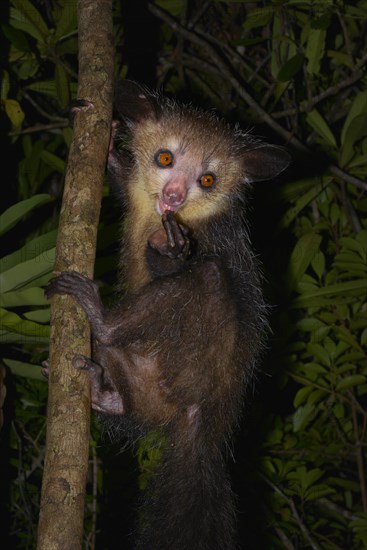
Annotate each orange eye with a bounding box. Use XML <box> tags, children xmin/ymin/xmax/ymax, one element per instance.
<box><xmin>200</xmin><ymin>173</ymin><xmax>216</xmax><ymax>189</ymax></box>
<box><xmin>155</xmin><ymin>150</ymin><xmax>173</xmax><ymax>167</ymax></box>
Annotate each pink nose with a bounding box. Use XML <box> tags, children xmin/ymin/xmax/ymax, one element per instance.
<box><xmin>163</xmin><ymin>182</ymin><xmax>187</xmax><ymax>207</ymax></box>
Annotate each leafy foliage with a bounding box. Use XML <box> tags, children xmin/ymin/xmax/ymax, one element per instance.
<box><xmin>1</xmin><ymin>0</ymin><xmax>366</xmax><ymax>549</ymax></box>
<box><xmin>261</xmin><ymin>185</ymin><xmax>367</xmax><ymax>548</ymax></box>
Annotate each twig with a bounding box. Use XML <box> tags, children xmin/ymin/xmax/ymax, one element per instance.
<box><xmin>274</xmin><ymin>526</ymin><xmax>296</xmax><ymax>550</ymax></box>
<box><xmin>330</xmin><ymin>165</ymin><xmax>367</xmax><ymax>193</ymax></box>
<box><xmin>23</xmin><ymin>91</ymin><xmax>65</xmax><ymax>122</ymax></box>
<box><xmin>272</xmin><ymin>51</ymin><xmax>367</xmax><ymax>119</ymax></box>
<box><xmin>337</xmin><ymin>10</ymin><xmax>355</xmax><ymax>69</ymax></box>
<box><xmin>259</xmin><ymin>491</ymin><xmax>296</xmax><ymax>549</ymax></box>
<box><xmin>198</xmin><ymin>29</ymin><xmax>270</xmax><ymax>87</ymax></box>
<box><xmin>260</xmin><ymin>473</ymin><xmax>321</xmax><ymax>550</ymax></box>
<box><xmin>317</xmin><ymin>497</ymin><xmax>360</xmax><ymax>522</ymax></box>
<box><xmin>187</xmin><ymin>0</ymin><xmax>211</xmax><ymax>29</ymax></box>
<box><xmin>9</xmin><ymin>121</ymin><xmax>69</xmax><ymax>136</ymax></box>
<box><xmin>23</xmin><ymin>441</ymin><xmax>46</xmax><ymax>480</ymax></box>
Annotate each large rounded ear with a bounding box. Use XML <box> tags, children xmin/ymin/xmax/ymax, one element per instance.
<box><xmin>241</xmin><ymin>145</ymin><xmax>291</xmax><ymax>182</ymax></box>
<box><xmin>114</xmin><ymin>80</ymin><xmax>159</xmax><ymax>125</ymax></box>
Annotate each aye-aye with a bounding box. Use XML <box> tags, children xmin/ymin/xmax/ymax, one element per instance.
<box><xmin>45</xmin><ymin>80</ymin><xmax>290</xmax><ymax>549</ymax></box>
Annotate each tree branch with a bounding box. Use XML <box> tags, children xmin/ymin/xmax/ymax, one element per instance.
<box><xmin>36</xmin><ymin>1</ymin><xmax>114</xmax><ymax>549</ymax></box>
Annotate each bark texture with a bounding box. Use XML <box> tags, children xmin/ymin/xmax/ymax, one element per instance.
<box><xmin>37</xmin><ymin>1</ymin><xmax>114</xmax><ymax>549</ymax></box>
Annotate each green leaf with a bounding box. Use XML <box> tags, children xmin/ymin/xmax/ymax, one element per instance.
<box><xmin>277</xmin><ymin>177</ymin><xmax>316</xmax><ymax>202</ymax></box>
<box><xmin>267</xmin><ymin>428</ymin><xmax>283</xmax><ymax>445</ymax></box>
<box><xmin>296</xmin><ymin>318</ymin><xmax>325</xmax><ymax>332</ymax></box>
<box><xmin>18</xmin><ymin>57</ymin><xmax>39</xmax><ymax>80</ymax></box>
<box><xmin>311</xmin><ymin>250</ymin><xmax>325</xmax><ymax>279</ymax></box>
<box><xmin>28</xmin><ymin>78</ymin><xmax>74</xmax><ymax>100</ymax></box>
<box><xmin>340</xmin><ymin>114</ymin><xmax>367</xmax><ymax>167</ymax></box>
<box><xmin>0</xmin><ymin>248</ymin><xmax>55</xmax><ymax>293</ymax></box>
<box><xmin>0</xmin><ymin>229</ymin><xmax>57</xmax><ymax>271</ymax></box>
<box><xmin>305</xmin><ymin>28</ymin><xmax>326</xmax><ymax>75</ymax></box>
<box><xmin>341</xmin><ymin>91</ymin><xmax>367</xmax><ymax>145</ymax></box>
<box><xmin>306</xmin><ymin>109</ymin><xmax>337</xmax><ymax>148</ymax></box>
<box><xmin>3</xmin><ymin>99</ymin><xmax>25</xmax><ymax>128</ymax></box>
<box><xmin>279</xmin><ymin>184</ymin><xmax>322</xmax><ymax>230</ymax></box>
<box><xmin>271</xmin><ymin>81</ymin><xmax>290</xmax><ymax>106</ymax></box>
<box><xmin>41</xmin><ymin>150</ymin><xmax>65</xmax><ymax>173</ymax></box>
<box><xmin>308</xmin><ymin>389</ymin><xmax>327</xmax><ymax>406</ymax></box>
<box><xmin>242</xmin><ymin>5</ymin><xmax>273</xmax><ymax>30</ymax></box>
<box><xmin>23</xmin><ymin>272</ymin><xmax>53</xmax><ymax>291</ymax></box>
<box><xmin>24</xmin><ymin>309</ymin><xmax>50</xmax><ymax>323</ymax></box>
<box><xmin>333</xmin><ymin>402</ymin><xmax>345</xmax><ymax>419</ymax></box>
<box><xmin>356</xmin><ymin>229</ymin><xmax>367</xmax><ymax>253</ymax></box>
<box><xmin>287</xmin><ymin>467</ymin><xmax>324</xmax><ymax>497</ymax></box>
<box><xmin>0</xmin><ymin>330</ymin><xmax>49</xmax><ymax>345</ymax></box>
<box><xmin>3</xmin><ymin>358</ymin><xmax>44</xmax><ymax>381</ymax></box>
<box><xmin>0</xmin><ymin>308</ymin><xmax>49</xmax><ymax>338</ymax></box>
<box><xmin>287</xmin><ymin>233</ymin><xmax>322</xmax><ymax>291</ymax></box>
<box><xmin>304</xmin><ymin>468</ymin><xmax>323</xmax><ymax>488</ymax></box>
<box><xmin>278</xmin><ymin>178</ymin><xmax>332</xmax><ymax>230</ymax></box>
<box><xmin>329</xmin><ymin>476</ymin><xmax>360</xmax><ymax>491</ymax></box>
<box><xmin>327</xmin><ymin>49</ymin><xmax>353</xmax><ymax>68</ymax></box>
<box><xmin>311</xmin><ymin>14</ymin><xmax>332</xmax><ymax>31</ymax></box>
<box><xmin>293</xmin><ymin>403</ymin><xmax>315</xmax><ymax>432</ymax></box>
<box><xmin>292</xmin><ymin>279</ymin><xmax>367</xmax><ymax>308</ymax></box>
<box><xmin>336</xmin><ymin>375</ymin><xmax>366</xmax><ymax>391</ymax></box>
<box><xmin>55</xmin><ymin>64</ymin><xmax>70</xmax><ymax>109</ymax></box>
<box><xmin>0</xmin><ymin>287</ymin><xmax>48</xmax><ymax>307</ymax></box>
<box><xmin>284</xmin><ymin>434</ymin><xmax>297</xmax><ymax>450</ymax></box>
<box><xmin>0</xmin><ymin>194</ymin><xmax>52</xmax><ymax>235</ymax></box>
<box><xmin>26</xmin><ymin>80</ymin><xmax>57</xmax><ymax>98</ymax></box>
<box><xmin>62</xmin><ymin>127</ymin><xmax>73</xmax><ymax>148</ymax></box>
<box><xmin>308</xmin><ymin>343</ymin><xmax>331</xmax><ymax>367</ymax></box>
<box><xmin>277</xmin><ymin>53</ymin><xmax>304</xmax><ymax>82</ymax></box>
<box><xmin>1</xmin><ymin>23</ymin><xmax>31</xmax><ymax>53</ymax></box>
<box><xmin>335</xmin><ymin>251</ymin><xmax>366</xmax><ymax>266</ymax></box>
<box><xmin>305</xmin><ymin>484</ymin><xmax>335</xmax><ymax>501</ymax></box>
<box><xmin>294</xmin><ymin>385</ymin><xmax>313</xmax><ymax>408</ymax></box>
<box><xmin>302</xmin><ymin>362</ymin><xmax>328</xmax><ymax>376</ymax></box>
<box><xmin>54</xmin><ymin>2</ymin><xmax>77</xmax><ymax>39</ymax></box>
<box><xmin>10</xmin><ymin>0</ymin><xmax>49</xmax><ymax>42</ymax></box>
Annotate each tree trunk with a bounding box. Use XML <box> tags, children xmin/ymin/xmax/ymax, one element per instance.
<box><xmin>37</xmin><ymin>1</ymin><xmax>114</xmax><ymax>548</ymax></box>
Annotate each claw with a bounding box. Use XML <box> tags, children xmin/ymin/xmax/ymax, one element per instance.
<box><xmin>68</xmin><ymin>99</ymin><xmax>94</xmax><ymax>125</ymax></box>
<box><xmin>72</xmin><ymin>355</ymin><xmax>89</xmax><ymax>370</ymax></box>
<box><xmin>41</xmin><ymin>359</ymin><xmax>49</xmax><ymax>379</ymax></box>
